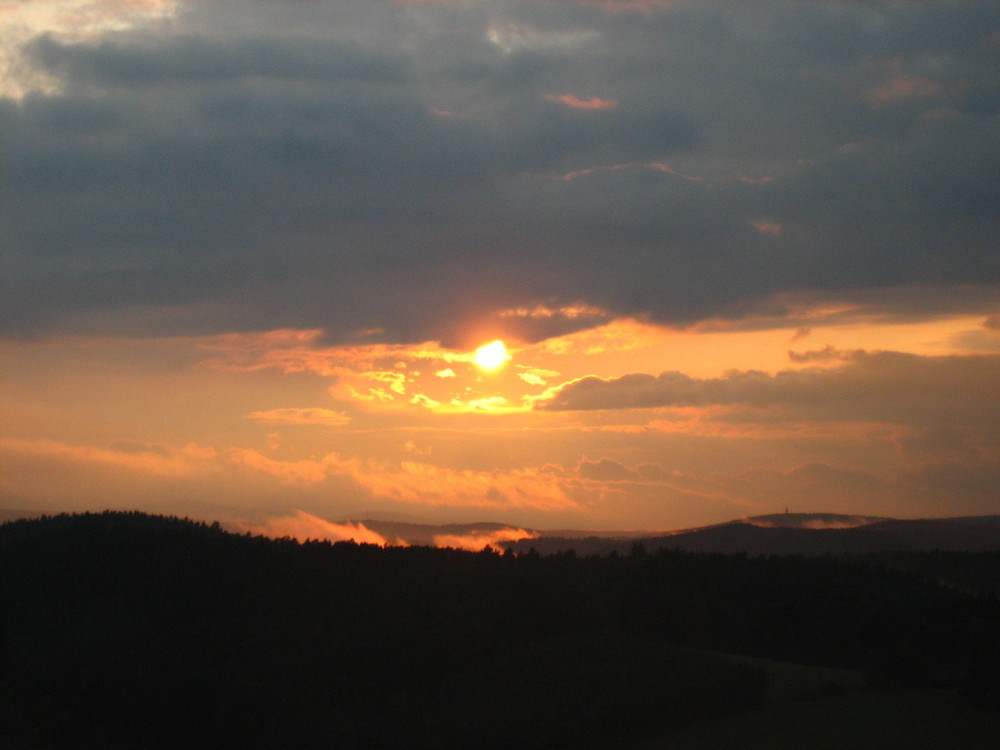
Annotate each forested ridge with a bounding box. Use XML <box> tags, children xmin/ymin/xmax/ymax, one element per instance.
<box><xmin>2</xmin><ymin>511</ymin><xmax>999</xmax><ymax>749</ymax></box>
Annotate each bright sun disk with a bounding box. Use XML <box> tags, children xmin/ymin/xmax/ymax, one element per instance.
<box><xmin>473</xmin><ymin>340</ymin><xmax>509</xmax><ymax>370</ymax></box>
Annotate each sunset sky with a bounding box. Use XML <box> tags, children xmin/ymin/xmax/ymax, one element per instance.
<box><xmin>3</xmin><ymin>0</ymin><xmax>1000</xmax><ymax>541</ymax></box>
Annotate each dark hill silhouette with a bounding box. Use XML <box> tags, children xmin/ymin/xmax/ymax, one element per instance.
<box><xmin>504</xmin><ymin>515</ymin><xmax>1000</xmax><ymax>557</ymax></box>
<box><xmin>0</xmin><ymin>512</ymin><xmax>766</xmax><ymax>749</ymax></box>
<box><xmin>2</xmin><ymin>511</ymin><xmax>999</xmax><ymax>749</ymax></box>
<box><xmin>654</xmin><ymin>517</ymin><xmax>1000</xmax><ymax>555</ymax></box>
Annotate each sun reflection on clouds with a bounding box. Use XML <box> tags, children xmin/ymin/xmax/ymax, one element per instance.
<box><xmin>486</xmin><ymin>21</ymin><xmax>599</xmax><ymax>54</ymax></box>
<box><xmin>200</xmin><ymin>329</ymin><xmax>534</xmax><ymax>415</ymax></box>
<box><xmin>517</xmin><ymin>371</ymin><xmax>549</xmax><ymax>387</ymax></box>
<box><xmin>196</xmin><ymin>305</ymin><xmax>1000</xmax><ymax>422</ymax></box>
<box><xmin>1</xmin><ymin>0</ymin><xmax>178</xmax><ymax>98</ymax></box>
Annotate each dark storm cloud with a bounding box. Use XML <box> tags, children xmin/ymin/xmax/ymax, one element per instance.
<box><xmin>24</xmin><ymin>32</ymin><xmax>409</xmax><ymax>87</ymax></box>
<box><xmin>2</xmin><ymin>1</ymin><xmax>999</xmax><ymax>342</ymax></box>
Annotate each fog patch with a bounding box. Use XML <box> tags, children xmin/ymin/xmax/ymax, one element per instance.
<box><xmin>432</xmin><ymin>527</ymin><xmax>538</xmax><ymax>552</ymax></box>
<box><xmin>231</xmin><ymin>510</ymin><xmax>399</xmax><ymax>546</ymax></box>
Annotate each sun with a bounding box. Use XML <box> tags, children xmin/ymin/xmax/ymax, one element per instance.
<box><xmin>473</xmin><ymin>340</ymin><xmax>509</xmax><ymax>370</ymax></box>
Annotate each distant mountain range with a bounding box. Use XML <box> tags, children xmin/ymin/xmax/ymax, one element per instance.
<box><xmin>5</xmin><ymin>509</ymin><xmax>1000</xmax><ymax>554</ymax></box>
<box><xmin>502</xmin><ymin>513</ymin><xmax>1000</xmax><ymax>556</ymax></box>
<box><xmin>349</xmin><ymin>512</ymin><xmax>1000</xmax><ymax>555</ymax></box>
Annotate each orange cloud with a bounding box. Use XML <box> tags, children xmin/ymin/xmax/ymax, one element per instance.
<box><xmin>360</xmin><ymin>461</ymin><xmax>579</xmax><ymax>510</ymax></box>
<box><xmin>0</xmin><ymin>437</ymin><xmax>212</xmax><ymax>477</ymax></box>
<box><xmin>866</xmin><ymin>75</ymin><xmax>942</xmax><ymax>104</ymax></box>
<box><xmin>497</xmin><ymin>304</ymin><xmax>608</xmax><ymax>320</ymax></box>
<box><xmin>228</xmin><ymin>448</ymin><xmax>580</xmax><ymax>511</ymax></box>
<box><xmin>227</xmin><ymin>448</ymin><xmax>335</xmax><ymax>486</ymax></box>
<box><xmin>199</xmin><ymin>329</ymin><xmax>333</xmax><ymax>373</ymax></box>
<box><xmin>544</xmin><ymin>93</ymin><xmax>619</xmax><ymax>110</ymax></box>
<box><xmin>200</xmin><ymin>329</ymin><xmax>538</xmax><ymax>414</ymax></box>
<box><xmin>518</xmin><ymin>371</ymin><xmax>549</xmax><ymax>386</ymax></box>
<box><xmin>246</xmin><ymin>408</ymin><xmax>350</xmax><ymax>426</ymax></box>
<box><xmin>750</xmin><ymin>220</ymin><xmax>784</xmax><ymax>237</ymax></box>
<box><xmin>200</xmin><ymin>330</ymin><xmax>467</xmax><ymax>377</ymax></box>
<box><xmin>536</xmin><ymin>317</ymin><xmax>666</xmax><ymax>356</ymax></box>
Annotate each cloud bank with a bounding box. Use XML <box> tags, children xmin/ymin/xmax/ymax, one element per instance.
<box><xmin>3</xmin><ymin>0</ymin><xmax>998</xmax><ymax>344</ymax></box>
<box><xmin>539</xmin><ymin>350</ymin><xmax>1000</xmax><ymax>427</ymax></box>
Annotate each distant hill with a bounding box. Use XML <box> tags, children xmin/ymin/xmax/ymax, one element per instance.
<box><xmin>504</xmin><ymin>514</ymin><xmax>1000</xmax><ymax>556</ymax></box>
<box><xmin>5</xmin><ymin>508</ymin><xmax>1000</xmax><ymax>554</ymax></box>
<box><xmin>357</xmin><ymin>512</ymin><xmax>1000</xmax><ymax>555</ymax></box>
<box><xmin>357</xmin><ymin>519</ymin><xmax>652</xmax><ymax>546</ymax></box>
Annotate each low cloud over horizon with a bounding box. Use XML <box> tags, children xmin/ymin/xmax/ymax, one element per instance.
<box><xmin>2</xmin><ymin>1</ymin><xmax>998</xmax><ymax>530</ymax></box>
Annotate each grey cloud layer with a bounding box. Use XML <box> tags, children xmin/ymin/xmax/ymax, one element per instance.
<box><xmin>3</xmin><ymin>0</ymin><xmax>999</xmax><ymax>341</ymax></box>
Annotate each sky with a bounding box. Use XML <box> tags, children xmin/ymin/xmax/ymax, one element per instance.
<box><xmin>2</xmin><ymin>0</ymin><xmax>1000</xmax><ymax>543</ymax></box>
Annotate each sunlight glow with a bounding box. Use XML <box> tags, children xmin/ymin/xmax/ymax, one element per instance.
<box><xmin>1</xmin><ymin>0</ymin><xmax>179</xmax><ymax>99</ymax></box>
<box><xmin>473</xmin><ymin>340</ymin><xmax>509</xmax><ymax>370</ymax></box>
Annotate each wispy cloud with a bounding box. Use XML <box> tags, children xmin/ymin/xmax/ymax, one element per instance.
<box><xmin>544</xmin><ymin>93</ymin><xmax>618</xmax><ymax>110</ymax></box>
<box><xmin>0</xmin><ymin>437</ymin><xmax>213</xmax><ymax>477</ymax></box>
<box><xmin>228</xmin><ymin>449</ymin><xmax>581</xmax><ymax>511</ymax></box>
<box><xmin>246</xmin><ymin>408</ymin><xmax>350</xmax><ymax>426</ymax></box>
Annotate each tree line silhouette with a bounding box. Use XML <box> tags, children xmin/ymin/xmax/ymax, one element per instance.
<box><xmin>1</xmin><ymin>511</ymin><xmax>998</xmax><ymax>748</ymax></box>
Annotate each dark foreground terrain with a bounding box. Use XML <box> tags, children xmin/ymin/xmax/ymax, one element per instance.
<box><xmin>2</xmin><ymin>511</ymin><xmax>1000</xmax><ymax>749</ymax></box>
